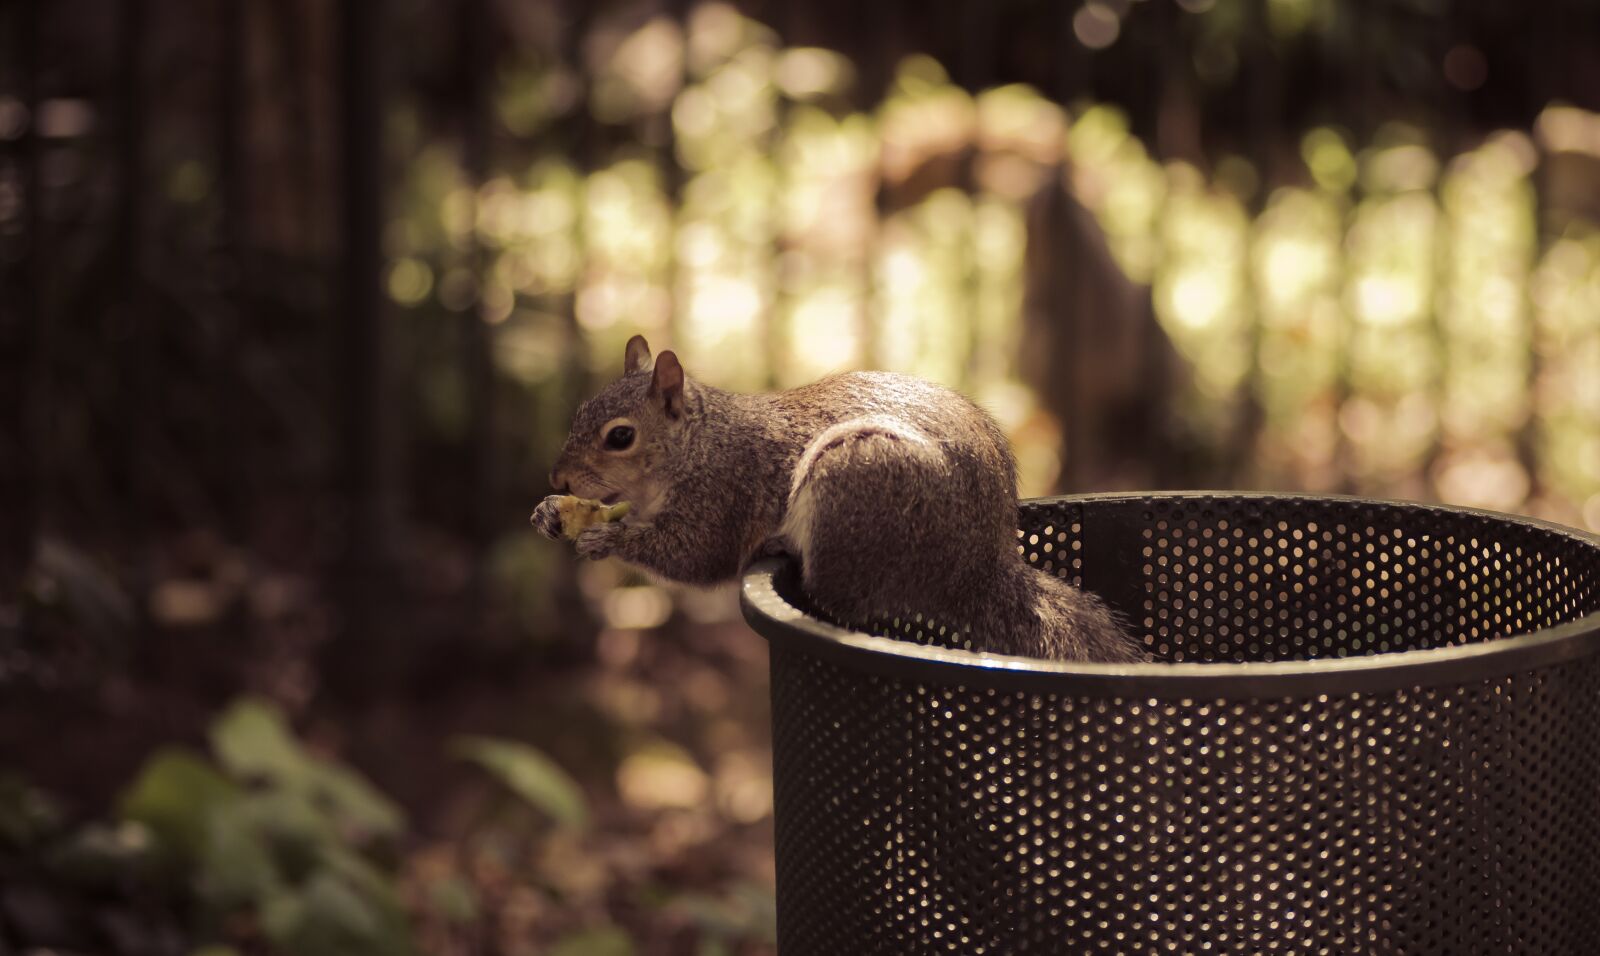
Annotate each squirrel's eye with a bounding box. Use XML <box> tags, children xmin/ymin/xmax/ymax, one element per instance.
<box><xmin>603</xmin><ymin>425</ymin><xmax>636</xmax><ymax>450</ymax></box>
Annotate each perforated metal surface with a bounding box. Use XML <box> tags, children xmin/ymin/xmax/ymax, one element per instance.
<box><xmin>741</xmin><ymin>494</ymin><xmax>1600</xmax><ymax>955</ymax></box>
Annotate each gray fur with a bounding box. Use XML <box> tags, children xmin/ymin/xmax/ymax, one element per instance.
<box><xmin>534</xmin><ymin>339</ymin><xmax>1141</xmax><ymax>663</ymax></box>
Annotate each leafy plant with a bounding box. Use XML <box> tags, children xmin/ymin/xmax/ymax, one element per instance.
<box><xmin>0</xmin><ymin>773</ymin><xmax>64</xmax><ymax>848</ymax></box>
<box><xmin>662</xmin><ymin>881</ymin><xmax>779</xmax><ymax>955</ymax></box>
<box><xmin>452</xmin><ymin>735</ymin><xmax>588</xmax><ymax>829</ymax></box>
<box><xmin>116</xmin><ymin>698</ymin><xmax>413</xmax><ymax>956</ymax></box>
<box><xmin>209</xmin><ymin>699</ymin><xmax>404</xmax><ymax>841</ymax></box>
<box><xmin>548</xmin><ymin>925</ymin><xmax>635</xmax><ymax>956</ymax></box>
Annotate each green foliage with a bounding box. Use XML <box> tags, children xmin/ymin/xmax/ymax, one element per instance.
<box><xmin>120</xmin><ymin>748</ymin><xmax>243</xmax><ymax>866</ymax></box>
<box><xmin>549</xmin><ymin>925</ymin><xmax>636</xmax><ymax>956</ymax></box>
<box><xmin>114</xmin><ymin>698</ymin><xmax>414</xmax><ymax>956</ymax></box>
<box><xmin>210</xmin><ymin>698</ymin><xmax>306</xmax><ymax>780</ymax></box>
<box><xmin>664</xmin><ymin>881</ymin><xmax>779</xmax><ymax>950</ymax></box>
<box><xmin>426</xmin><ymin>874</ymin><xmax>480</xmax><ymax>925</ymax></box>
<box><xmin>44</xmin><ymin>820</ymin><xmax>159</xmax><ymax>889</ymax></box>
<box><xmin>259</xmin><ymin>866</ymin><xmax>412</xmax><ymax>956</ymax></box>
<box><xmin>210</xmin><ymin>699</ymin><xmax>405</xmax><ymax>841</ymax></box>
<box><xmin>453</xmin><ymin>735</ymin><xmax>589</xmax><ymax>829</ymax></box>
<box><xmin>0</xmin><ymin>773</ymin><xmax>64</xmax><ymax>847</ymax></box>
<box><xmin>7</xmin><ymin>700</ymin><xmax>653</xmax><ymax>955</ymax></box>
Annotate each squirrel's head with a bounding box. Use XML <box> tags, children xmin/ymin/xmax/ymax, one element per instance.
<box><xmin>548</xmin><ymin>335</ymin><xmax>688</xmax><ymax>515</ymax></box>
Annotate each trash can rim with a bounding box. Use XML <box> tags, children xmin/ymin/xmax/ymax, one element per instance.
<box><xmin>739</xmin><ymin>492</ymin><xmax>1600</xmax><ymax>698</ymax></box>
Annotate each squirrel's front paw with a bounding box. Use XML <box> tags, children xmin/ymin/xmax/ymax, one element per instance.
<box><xmin>530</xmin><ymin>495</ymin><xmax>565</xmax><ymax>539</ymax></box>
<box><xmin>574</xmin><ymin>521</ymin><xmax>625</xmax><ymax>560</ymax></box>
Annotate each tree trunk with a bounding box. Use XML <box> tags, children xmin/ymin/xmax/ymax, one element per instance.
<box><xmin>325</xmin><ymin>0</ymin><xmax>400</xmax><ymax>701</ymax></box>
<box><xmin>3</xmin><ymin>0</ymin><xmax>45</xmax><ymax>599</ymax></box>
<box><xmin>461</xmin><ymin>0</ymin><xmax>498</xmax><ymax>628</ymax></box>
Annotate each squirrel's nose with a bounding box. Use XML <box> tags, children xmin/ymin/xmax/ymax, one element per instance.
<box><xmin>549</xmin><ymin>469</ymin><xmax>571</xmax><ymax>494</ymax></box>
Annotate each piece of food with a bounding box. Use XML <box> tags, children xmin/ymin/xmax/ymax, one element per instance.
<box><xmin>556</xmin><ymin>495</ymin><xmax>631</xmax><ymax>540</ymax></box>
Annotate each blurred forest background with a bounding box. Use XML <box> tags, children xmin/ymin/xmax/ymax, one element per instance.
<box><xmin>2</xmin><ymin>0</ymin><xmax>1599</xmax><ymax>953</ymax></box>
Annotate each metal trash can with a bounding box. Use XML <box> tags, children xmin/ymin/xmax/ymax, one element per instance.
<box><xmin>740</xmin><ymin>493</ymin><xmax>1600</xmax><ymax>955</ymax></box>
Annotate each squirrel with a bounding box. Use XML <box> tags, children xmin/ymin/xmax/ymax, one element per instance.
<box><xmin>531</xmin><ymin>335</ymin><xmax>1140</xmax><ymax>663</ymax></box>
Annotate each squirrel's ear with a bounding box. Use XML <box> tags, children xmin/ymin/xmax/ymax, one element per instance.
<box><xmin>624</xmin><ymin>334</ymin><xmax>652</xmax><ymax>374</ymax></box>
<box><xmin>651</xmin><ymin>350</ymin><xmax>686</xmax><ymax>418</ymax></box>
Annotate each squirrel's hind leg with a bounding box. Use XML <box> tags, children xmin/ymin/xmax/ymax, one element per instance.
<box><xmin>780</xmin><ymin>417</ymin><xmax>985</xmax><ymax>631</ymax></box>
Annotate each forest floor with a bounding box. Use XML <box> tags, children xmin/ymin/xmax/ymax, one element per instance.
<box><xmin>0</xmin><ymin>529</ymin><xmax>779</xmax><ymax>956</ymax></box>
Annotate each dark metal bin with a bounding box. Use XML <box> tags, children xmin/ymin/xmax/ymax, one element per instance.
<box><xmin>740</xmin><ymin>493</ymin><xmax>1600</xmax><ymax>955</ymax></box>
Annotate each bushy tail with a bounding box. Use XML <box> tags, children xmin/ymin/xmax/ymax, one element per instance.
<box><xmin>992</xmin><ymin>560</ymin><xmax>1145</xmax><ymax>662</ymax></box>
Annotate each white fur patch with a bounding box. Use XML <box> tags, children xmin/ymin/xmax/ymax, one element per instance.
<box><xmin>779</xmin><ymin>479</ymin><xmax>820</xmax><ymax>560</ymax></box>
